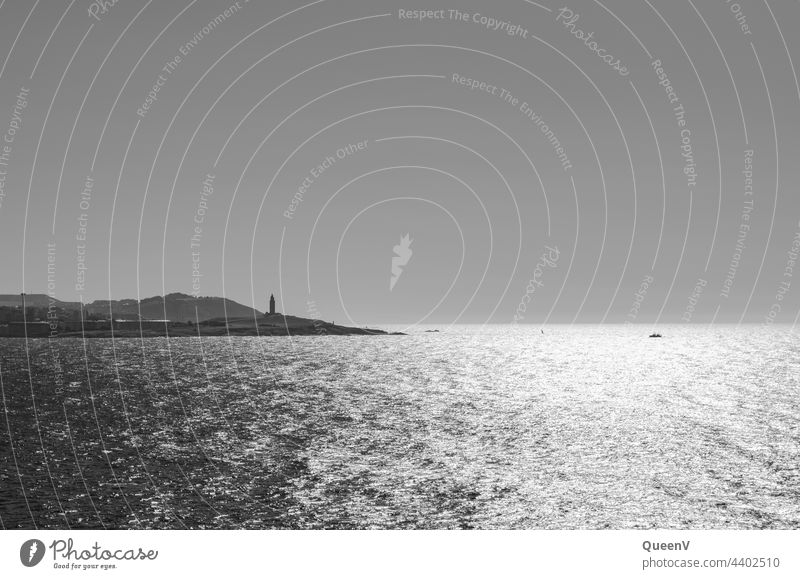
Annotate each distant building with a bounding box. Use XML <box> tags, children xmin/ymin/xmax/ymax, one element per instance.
<box><xmin>269</xmin><ymin>294</ymin><xmax>275</xmax><ymax>315</ymax></box>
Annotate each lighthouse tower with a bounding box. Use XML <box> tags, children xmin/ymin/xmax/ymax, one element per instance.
<box><xmin>269</xmin><ymin>294</ymin><xmax>275</xmax><ymax>315</ymax></box>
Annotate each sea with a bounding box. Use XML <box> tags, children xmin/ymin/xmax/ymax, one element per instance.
<box><xmin>0</xmin><ymin>324</ymin><xmax>798</xmax><ymax>529</ymax></box>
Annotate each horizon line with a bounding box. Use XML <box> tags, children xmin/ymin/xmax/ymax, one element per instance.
<box><xmin>3</xmin><ymin>292</ymin><xmax>791</xmax><ymax>326</ymax></box>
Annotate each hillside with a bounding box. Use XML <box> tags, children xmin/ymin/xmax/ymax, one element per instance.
<box><xmin>0</xmin><ymin>294</ymin><xmax>81</xmax><ymax>309</ymax></box>
<box><xmin>1</xmin><ymin>292</ymin><xmax>262</xmax><ymax>323</ymax></box>
<box><xmin>82</xmin><ymin>293</ymin><xmax>262</xmax><ymax>322</ymax></box>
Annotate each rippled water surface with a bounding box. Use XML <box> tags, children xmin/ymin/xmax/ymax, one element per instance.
<box><xmin>1</xmin><ymin>325</ymin><xmax>799</xmax><ymax>529</ymax></box>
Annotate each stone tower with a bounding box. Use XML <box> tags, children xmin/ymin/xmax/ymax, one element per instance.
<box><xmin>269</xmin><ymin>294</ymin><xmax>275</xmax><ymax>315</ymax></box>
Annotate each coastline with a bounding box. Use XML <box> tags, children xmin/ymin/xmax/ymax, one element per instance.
<box><xmin>0</xmin><ymin>314</ymin><xmax>403</xmax><ymax>338</ymax></box>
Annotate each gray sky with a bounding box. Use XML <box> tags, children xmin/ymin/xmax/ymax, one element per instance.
<box><xmin>1</xmin><ymin>0</ymin><xmax>799</xmax><ymax>324</ymax></box>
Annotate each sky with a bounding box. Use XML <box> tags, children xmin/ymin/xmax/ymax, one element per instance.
<box><xmin>0</xmin><ymin>0</ymin><xmax>799</xmax><ymax>325</ymax></box>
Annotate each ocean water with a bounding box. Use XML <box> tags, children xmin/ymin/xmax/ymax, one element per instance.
<box><xmin>1</xmin><ymin>324</ymin><xmax>798</xmax><ymax>529</ymax></box>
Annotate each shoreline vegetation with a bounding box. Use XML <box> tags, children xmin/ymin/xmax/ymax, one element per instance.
<box><xmin>0</xmin><ymin>292</ymin><xmax>401</xmax><ymax>337</ymax></box>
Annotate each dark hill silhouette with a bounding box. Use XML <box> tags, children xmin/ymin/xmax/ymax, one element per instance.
<box><xmin>0</xmin><ymin>292</ymin><xmax>402</xmax><ymax>336</ymax></box>
<box><xmin>2</xmin><ymin>292</ymin><xmax>259</xmax><ymax>322</ymax></box>
<box><xmin>82</xmin><ymin>292</ymin><xmax>260</xmax><ymax>322</ymax></box>
<box><xmin>0</xmin><ymin>294</ymin><xmax>81</xmax><ymax>309</ymax></box>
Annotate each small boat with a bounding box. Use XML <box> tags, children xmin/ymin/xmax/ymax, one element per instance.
<box><xmin>649</xmin><ymin>333</ymin><xmax>662</xmax><ymax>338</ymax></box>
